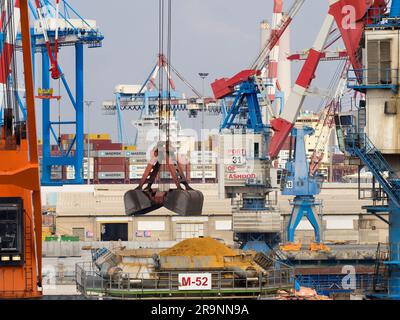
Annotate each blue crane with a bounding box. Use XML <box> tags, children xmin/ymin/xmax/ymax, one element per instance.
<box><xmin>281</xmin><ymin>126</ymin><xmax>323</xmax><ymax>244</ymax></box>
<box><xmin>27</xmin><ymin>0</ymin><xmax>103</xmax><ymax>186</ymax></box>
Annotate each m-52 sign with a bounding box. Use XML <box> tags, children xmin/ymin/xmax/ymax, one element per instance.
<box><xmin>178</xmin><ymin>273</ymin><xmax>212</xmax><ymax>290</ymax></box>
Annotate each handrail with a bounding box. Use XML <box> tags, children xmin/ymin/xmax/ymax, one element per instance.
<box><xmin>343</xmin><ymin>131</ymin><xmax>400</xmax><ymax>207</ymax></box>
<box><xmin>347</xmin><ymin>68</ymin><xmax>399</xmax><ymax>88</ymax></box>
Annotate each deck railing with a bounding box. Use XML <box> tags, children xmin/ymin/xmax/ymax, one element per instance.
<box><xmin>75</xmin><ymin>262</ymin><xmax>295</xmax><ymax>299</ymax></box>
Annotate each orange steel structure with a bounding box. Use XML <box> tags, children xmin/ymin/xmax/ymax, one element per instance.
<box><xmin>0</xmin><ymin>0</ymin><xmax>42</xmax><ymax>298</ymax></box>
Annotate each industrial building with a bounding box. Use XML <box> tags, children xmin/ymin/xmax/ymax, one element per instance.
<box><xmin>44</xmin><ymin>183</ymin><xmax>387</xmax><ymax>245</ymax></box>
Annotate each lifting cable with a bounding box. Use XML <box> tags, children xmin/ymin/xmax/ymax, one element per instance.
<box><xmin>157</xmin><ymin>0</ymin><xmax>172</xmax><ymax>147</ymax></box>
<box><xmin>158</xmin><ymin>0</ymin><xmax>164</xmax><ymax>143</ymax></box>
<box><xmin>166</xmin><ymin>0</ymin><xmax>172</xmax><ymax>151</ymax></box>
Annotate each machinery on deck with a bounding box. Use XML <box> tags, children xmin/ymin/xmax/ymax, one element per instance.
<box><xmin>0</xmin><ymin>0</ymin><xmax>42</xmax><ymax>298</ymax></box>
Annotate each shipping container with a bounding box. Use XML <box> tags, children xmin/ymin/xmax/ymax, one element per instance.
<box><xmin>97</xmin><ymin>172</ymin><xmax>125</xmax><ymax>179</ymax></box>
<box><xmin>129</xmin><ymin>158</ymin><xmax>148</xmax><ymax>164</ymax></box>
<box><xmin>129</xmin><ymin>172</ymin><xmax>142</xmax><ymax>179</ymax></box>
<box><xmin>123</xmin><ymin>145</ymin><xmax>137</xmax><ymax>151</ymax></box>
<box><xmin>97</xmin><ymin>164</ymin><xmax>126</xmax><ymax>172</ymax></box>
<box><xmin>97</xmin><ymin>157</ymin><xmax>126</xmax><ymax>165</ymax></box>
<box><xmin>92</xmin><ymin>142</ymin><xmax>122</xmax><ymax>151</ymax></box>
<box><xmin>190</xmin><ymin>171</ymin><xmax>217</xmax><ymax>179</ymax></box>
<box><xmin>85</xmin><ymin>133</ymin><xmax>111</xmax><ymax>140</ymax></box>
<box><xmin>129</xmin><ymin>164</ymin><xmax>148</xmax><ymax>170</ymax></box>
<box><xmin>91</xmin><ymin>150</ymin><xmax>125</xmax><ymax>157</ymax></box>
<box><xmin>190</xmin><ymin>164</ymin><xmax>216</xmax><ymax>171</ymax></box>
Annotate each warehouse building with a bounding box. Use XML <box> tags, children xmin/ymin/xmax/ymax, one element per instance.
<box><xmin>45</xmin><ymin>183</ymin><xmax>388</xmax><ymax>246</ymax></box>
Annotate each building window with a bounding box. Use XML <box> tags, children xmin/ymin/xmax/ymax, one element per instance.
<box><xmin>367</xmin><ymin>39</ymin><xmax>392</xmax><ymax>84</ymax></box>
<box><xmin>176</xmin><ymin>223</ymin><xmax>204</xmax><ymax>241</ymax></box>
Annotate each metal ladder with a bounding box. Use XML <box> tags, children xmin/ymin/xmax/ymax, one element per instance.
<box><xmin>24</xmin><ymin>220</ymin><xmax>33</xmax><ymax>292</ymax></box>
<box><xmin>372</xmin><ymin>243</ymin><xmax>389</xmax><ymax>293</ymax></box>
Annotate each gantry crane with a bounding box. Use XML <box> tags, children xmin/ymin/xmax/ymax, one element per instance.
<box><xmin>102</xmin><ymin>53</ymin><xmax>221</xmax><ymax>147</ymax></box>
<box><xmin>28</xmin><ymin>0</ymin><xmax>103</xmax><ymax>186</ymax></box>
<box><xmin>0</xmin><ymin>0</ymin><xmax>42</xmax><ymax>298</ymax></box>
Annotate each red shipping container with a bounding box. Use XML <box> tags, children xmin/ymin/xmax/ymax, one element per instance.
<box><xmin>97</xmin><ymin>157</ymin><xmax>126</xmax><ymax>165</ymax></box>
<box><xmin>90</xmin><ymin>139</ymin><xmax>112</xmax><ymax>145</ymax></box>
<box><xmin>97</xmin><ymin>164</ymin><xmax>126</xmax><ymax>172</ymax></box>
<box><xmin>93</xmin><ymin>143</ymin><xmax>123</xmax><ymax>151</ymax></box>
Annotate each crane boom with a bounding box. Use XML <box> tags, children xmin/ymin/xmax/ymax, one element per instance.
<box><xmin>212</xmin><ymin>0</ymin><xmax>305</xmax><ymax>100</ymax></box>
<box><xmin>269</xmin><ymin>12</ymin><xmax>336</xmax><ymax>158</ymax></box>
<box><xmin>309</xmin><ymin>61</ymin><xmax>350</xmax><ymax>176</ymax></box>
<box><xmin>0</xmin><ymin>0</ymin><xmax>42</xmax><ymax>298</ymax></box>
<box><xmin>268</xmin><ymin>0</ymin><xmax>384</xmax><ymax>159</ymax></box>
<box><xmin>250</xmin><ymin>0</ymin><xmax>305</xmax><ymax>71</ymax></box>
<box><xmin>34</xmin><ymin>0</ymin><xmax>60</xmax><ymax>79</ymax></box>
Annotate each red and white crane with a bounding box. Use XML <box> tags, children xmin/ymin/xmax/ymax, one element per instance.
<box><xmin>266</xmin><ymin>0</ymin><xmax>284</xmax><ymax>102</ymax></box>
<box><xmin>212</xmin><ymin>0</ymin><xmax>306</xmax><ymax>120</ymax></box>
<box><xmin>33</xmin><ymin>0</ymin><xmax>61</xmax><ymax>79</ymax></box>
<box><xmin>309</xmin><ymin>60</ymin><xmax>350</xmax><ymax>176</ymax></box>
<box><xmin>148</xmin><ymin>54</ymin><xmax>177</xmax><ymax>91</ymax></box>
<box><xmin>268</xmin><ymin>0</ymin><xmax>386</xmax><ymax>159</ymax></box>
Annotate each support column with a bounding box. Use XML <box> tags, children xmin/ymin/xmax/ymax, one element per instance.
<box><xmin>75</xmin><ymin>43</ymin><xmax>84</xmax><ymax>183</ymax></box>
<box><xmin>389</xmin><ymin>200</ymin><xmax>400</xmax><ymax>299</ymax></box>
<box><xmin>41</xmin><ymin>48</ymin><xmax>51</xmax><ymax>184</ymax></box>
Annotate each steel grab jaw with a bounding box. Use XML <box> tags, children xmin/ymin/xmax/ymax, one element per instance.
<box><xmin>124</xmin><ymin>189</ymin><xmax>162</xmax><ymax>216</ymax></box>
<box><xmin>164</xmin><ymin>189</ymin><xmax>204</xmax><ymax>216</ymax></box>
<box><xmin>124</xmin><ymin>188</ymin><xmax>204</xmax><ymax>216</ymax></box>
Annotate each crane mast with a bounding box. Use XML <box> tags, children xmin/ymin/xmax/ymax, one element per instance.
<box><xmin>0</xmin><ymin>0</ymin><xmax>42</xmax><ymax>298</ymax></box>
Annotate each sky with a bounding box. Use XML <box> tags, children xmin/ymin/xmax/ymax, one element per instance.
<box><xmin>32</xmin><ymin>0</ymin><xmax>341</xmax><ymax>142</ymax></box>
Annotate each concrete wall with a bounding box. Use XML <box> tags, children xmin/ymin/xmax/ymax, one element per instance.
<box><xmin>364</xmin><ymin>29</ymin><xmax>400</xmax><ymax>155</ymax></box>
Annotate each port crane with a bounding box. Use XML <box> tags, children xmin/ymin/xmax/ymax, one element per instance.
<box><xmin>28</xmin><ymin>0</ymin><xmax>104</xmax><ymax>186</ymax></box>
<box><xmin>0</xmin><ymin>0</ymin><xmax>42</xmax><ymax>298</ymax></box>
<box><xmin>213</xmin><ymin>0</ymin><xmax>386</xmax><ymax>254</ymax></box>
<box><xmin>124</xmin><ymin>0</ymin><xmax>204</xmax><ymax>217</ymax></box>
<box><xmin>102</xmin><ymin>54</ymin><xmax>221</xmax><ymax>147</ymax></box>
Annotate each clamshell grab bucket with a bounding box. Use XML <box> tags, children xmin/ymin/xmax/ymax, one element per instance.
<box><xmin>164</xmin><ymin>189</ymin><xmax>204</xmax><ymax>216</ymax></box>
<box><xmin>124</xmin><ymin>189</ymin><xmax>162</xmax><ymax>216</ymax></box>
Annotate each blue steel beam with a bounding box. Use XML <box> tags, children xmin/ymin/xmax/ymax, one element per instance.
<box><xmin>75</xmin><ymin>42</ymin><xmax>84</xmax><ymax>184</ymax></box>
<box><xmin>41</xmin><ymin>47</ymin><xmax>52</xmax><ymax>184</ymax></box>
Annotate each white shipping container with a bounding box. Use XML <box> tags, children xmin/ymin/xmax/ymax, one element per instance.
<box><xmin>129</xmin><ymin>164</ymin><xmax>148</xmax><ymax>171</ymax></box>
<box><xmin>191</xmin><ymin>151</ymin><xmax>216</xmax><ymax>157</ymax></box>
<box><xmin>129</xmin><ymin>172</ymin><xmax>142</xmax><ymax>179</ymax></box>
<box><xmin>190</xmin><ymin>171</ymin><xmax>216</xmax><ymax>179</ymax></box>
<box><xmin>129</xmin><ymin>158</ymin><xmax>148</xmax><ymax>164</ymax></box>
<box><xmin>98</xmin><ymin>172</ymin><xmax>125</xmax><ymax>179</ymax></box>
<box><xmin>190</xmin><ymin>164</ymin><xmax>216</xmax><ymax>171</ymax></box>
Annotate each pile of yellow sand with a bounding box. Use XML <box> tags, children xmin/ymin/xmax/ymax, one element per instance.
<box><xmin>159</xmin><ymin>237</ymin><xmax>237</xmax><ymax>257</ymax></box>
